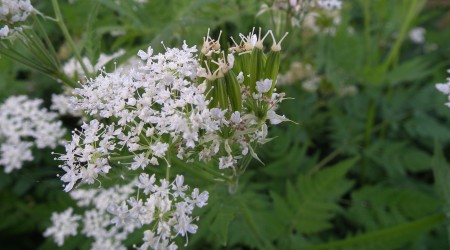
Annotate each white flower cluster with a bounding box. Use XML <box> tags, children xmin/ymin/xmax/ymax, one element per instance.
<box><xmin>63</xmin><ymin>49</ymin><xmax>125</xmax><ymax>79</ymax></box>
<box><xmin>257</xmin><ymin>0</ymin><xmax>342</xmax><ymax>32</ymax></box>
<box><xmin>304</xmin><ymin>0</ymin><xmax>343</xmax><ymax>35</ymax></box>
<box><xmin>51</xmin><ymin>30</ymin><xmax>288</xmax><ymax>249</ymax></box>
<box><xmin>436</xmin><ymin>70</ymin><xmax>450</xmax><ymax>107</ymax></box>
<box><xmin>57</xmin><ymin>40</ymin><xmax>287</xmax><ymax>192</ymax></box>
<box><xmin>316</xmin><ymin>0</ymin><xmax>342</xmax><ymax>10</ymax></box>
<box><xmin>0</xmin><ymin>95</ymin><xmax>65</xmax><ymax>173</ymax></box>
<box><xmin>44</xmin><ymin>174</ymin><xmax>208</xmax><ymax>250</ymax></box>
<box><xmin>111</xmin><ymin>174</ymin><xmax>209</xmax><ymax>250</ymax></box>
<box><xmin>0</xmin><ymin>0</ymin><xmax>35</xmax><ymax>38</ymax></box>
<box><xmin>44</xmin><ymin>181</ymin><xmax>136</xmax><ymax>249</ymax></box>
<box><xmin>51</xmin><ymin>90</ymin><xmax>83</xmax><ymax>117</ymax></box>
<box><xmin>43</xmin><ymin>208</ymin><xmax>81</xmax><ymax>247</ymax></box>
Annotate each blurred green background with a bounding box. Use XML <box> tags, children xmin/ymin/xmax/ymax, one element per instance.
<box><xmin>1</xmin><ymin>0</ymin><xmax>450</xmax><ymax>249</ymax></box>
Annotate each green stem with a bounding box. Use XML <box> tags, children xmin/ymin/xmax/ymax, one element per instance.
<box><xmin>110</xmin><ymin>155</ymin><xmax>134</xmax><ymax>161</ymax></box>
<box><xmin>364</xmin><ymin>99</ymin><xmax>376</xmax><ymax>146</ymax></box>
<box><xmin>381</xmin><ymin>0</ymin><xmax>424</xmax><ymax>72</ymax></box>
<box><xmin>362</xmin><ymin>0</ymin><xmax>372</xmax><ymax>66</ymax></box>
<box><xmin>379</xmin><ymin>87</ymin><xmax>394</xmax><ymax>138</ymax></box>
<box><xmin>308</xmin><ymin>147</ymin><xmax>342</xmax><ymax>175</ymax></box>
<box><xmin>173</xmin><ymin>159</ymin><xmax>218</xmax><ymax>182</ymax></box>
<box><xmin>32</xmin><ymin>15</ymin><xmax>60</xmax><ymax>68</ymax></box>
<box><xmin>172</xmin><ymin>158</ymin><xmax>230</xmax><ymax>183</ymax></box>
<box><xmin>166</xmin><ymin>159</ymin><xmax>170</xmax><ymax>181</ymax></box>
<box><xmin>361</xmin><ymin>98</ymin><xmax>376</xmax><ymax>183</ymax></box>
<box><xmin>51</xmin><ymin>0</ymin><xmax>90</xmax><ymax>77</ymax></box>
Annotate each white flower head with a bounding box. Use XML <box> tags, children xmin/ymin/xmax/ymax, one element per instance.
<box><xmin>43</xmin><ymin>208</ymin><xmax>81</xmax><ymax>246</ymax></box>
<box><xmin>0</xmin><ymin>96</ymin><xmax>65</xmax><ymax>173</ymax></box>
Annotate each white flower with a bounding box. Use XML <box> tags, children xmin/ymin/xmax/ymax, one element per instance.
<box><xmin>0</xmin><ymin>141</ymin><xmax>33</xmax><ymax>173</ymax></box>
<box><xmin>131</xmin><ymin>153</ymin><xmax>150</xmax><ymax>170</ymax></box>
<box><xmin>317</xmin><ymin>0</ymin><xmax>342</xmax><ymax>10</ymax></box>
<box><xmin>219</xmin><ymin>155</ymin><xmax>236</xmax><ymax>169</ymax></box>
<box><xmin>137</xmin><ymin>173</ymin><xmax>157</xmax><ymax>195</ymax></box>
<box><xmin>43</xmin><ymin>208</ymin><xmax>81</xmax><ymax>247</ymax></box>
<box><xmin>0</xmin><ymin>96</ymin><xmax>65</xmax><ymax>173</ymax></box>
<box><xmin>230</xmin><ymin>111</ymin><xmax>242</xmax><ymax>124</ymax></box>
<box><xmin>188</xmin><ymin>188</ymin><xmax>209</xmax><ymax>208</ymax></box>
<box><xmin>171</xmin><ymin>175</ymin><xmax>188</xmax><ymax>198</ymax></box>
<box><xmin>63</xmin><ymin>50</ymin><xmax>125</xmax><ymax>78</ymax></box>
<box><xmin>237</xmin><ymin>71</ymin><xmax>244</xmax><ymax>83</ymax></box>
<box><xmin>0</xmin><ymin>25</ymin><xmax>9</xmax><ymax>37</ymax></box>
<box><xmin>256</xmin><ymin>79</ymin><xmax>273</xmax><ymax>93</ymax></box>
<box><xmin>0</xmin><ymin>0</ymin><xmax>35</xmax><ymax>39</ymax></box>
<box><xmin>436</xmin><ymin>70</ymin><xmax>450</xmax><ymax>107</ymax></box>
<box><xmin>150</xmin><ymin>142</ymin><xmax>169</xmax><ymax>158</ymax></box>
<box><xmin>436</xmin><ymin>83</ymin><xmax>450</xmax><ymax>95</ymax></box>
<box><xmin>138</xmin><ymin>47</ymin><xmax>153</xmax><ymax>60</ymax></box>
<box><xmin>409</xmin><ymin>27</ymin><xmax>426</xmax><ymax>44</ymax></box>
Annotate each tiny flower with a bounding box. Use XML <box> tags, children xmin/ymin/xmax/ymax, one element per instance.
<box><xmin>138</xmin><ymin>47</ymin><xmax>153</xmax><ymax>60</ymax></box>
<box><xmin>219</xmin><ymin>155</ymin><xmax>236</xmax><ymax>169</ymax></box>
<box><xmin>150</xmin><ymin>142</ymin><xmax>169</xmax><ymax>158</ymax></box>
<box><xmin>237</xmin><ymin>72</ymin><xmax>244</xmax><ymax>83</ymax></box>
<box><xmin>409</xmin><ymin>27</ymin><xmax>426</xmax><ymax>44</ymax></box>
<box><xmin>0</xmin><ymin>25</ymin><xmax>9</xmax><ymax>37</ymax></box>
<box><xmin>230</xmin><ymin>111</ymin><xmax>242</xmax><ymax>124</ymax></box>
<box><xmin>256</xmin><ymin>79</ymin><xmax>273</xmax><ymax>93</ymax></box>
<box><xmin>131</xmin><ymin>153</ymin><xmax>150</xmax><ymax>170</ymax></box>
<box><xmin>171</xmin><ymin>175</ymin><xmax>188</xmax><ymax>198</ymax></box>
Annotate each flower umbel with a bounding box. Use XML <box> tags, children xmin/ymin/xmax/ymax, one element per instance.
<box><xmin>51</xmin><ymin>29</ymin><xmax>290</xmax><ymax>249</ymax></box>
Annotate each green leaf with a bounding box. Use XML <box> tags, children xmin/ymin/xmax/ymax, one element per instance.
<box><xmin>211</xmin><ymin>207</ymin><xmax>235</xmax><ymax>246</ymax></box>
<box><xmin>272</xmin><ymin>158</ymin><xmax>357</xmax><ymax>235</ymax></box>
<box><xmin>348</xmin><ymin>185</ymin><xmax>440</xmax><ymax>231</ymax></box>
<box><xmin>303</xmin><ymin>213</ymin><xmax>445</xmax><ymax>250</ymax></box>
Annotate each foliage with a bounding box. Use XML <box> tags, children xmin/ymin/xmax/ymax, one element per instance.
<box><xmin>1</xmin><ymin>0</ymin><xmax>450</xmax><ymax>249</ymax></box>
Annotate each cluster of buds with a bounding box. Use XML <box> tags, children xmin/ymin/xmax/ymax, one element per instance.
<box><xmin>199</xmin><ymin>28</ymin><xmax>288</xmax><ymax>116</ymax></box>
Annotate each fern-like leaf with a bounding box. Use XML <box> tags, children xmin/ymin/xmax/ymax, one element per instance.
<box><xmin>303</xmin><ymin>213</ymin><xmax>445</xmax><ymax>250</ymax></box>
<box><xmin>271</xmin><ymin>158</ymin><xmax>357</xmax><ymax>235</ymax></box>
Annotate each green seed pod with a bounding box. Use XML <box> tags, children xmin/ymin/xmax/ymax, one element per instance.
<box><xmin>264</xmin><ymin>50</ymin><xmax>280</xmax><ymax>96</ymax></box>
<box><xmin>216</xmin><ymin>77</ymin><xmax>228</xmax><ymax>110</ymax></box>
<box><xmin>239</xmin><ymin>52</ymin><xmax>252</xmax><ymax>87</ymax></box>
<box><xmin>232</xmin><ymin>53</ymin><xmax>243</xmax><ymax>74</ymax></box>
<box><xmin>224</xmin><ymin>70</ymin><xmax>242</xmax><ymax>112</ymax></box>
<box><xmin>249</xmin><ymin>48</ymin><xmax>265</xmax><ymax>93</ymax></box>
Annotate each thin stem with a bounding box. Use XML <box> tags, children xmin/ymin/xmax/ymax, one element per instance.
<box><xmin>364</xmin><ymin>99</ymin><xmax>376</xmax><ymax>146</ymax></box>
<box><xmin>33</xmin><ymin>15</ymin><xmax>60</xmax><ymax>68</ymax></box>
<box><xmin>172</xmin><ymin>158</ymin><xmax>228</xmax><ymax>183</ymax></box>
<box><xmin>381</xmin><ymin>0</ymin><xmax>424</xmax><ymax>72</ymax></box>
<box><xmin>362</xmin><ymin>0</ymin><xmax>373</xmax><ymax>66</ymax></box>
<box><xmin>165</xmin><ymin>151</ymin><xmax>171</xmax><ymax>181</ymax></box>
<box><xmin>308</xmin><ymin>147</ymin><xmax>342</xmax><ymax>175</ymax></box>
<box><xmin>51</xmin><ymin>0</ymin><xmax>90</xmax><ymax>77</ymax></box>
<box><xmin>110</xmin><ymin>155</ymin><xmax>134</xmax><ymax>161</ymax></box>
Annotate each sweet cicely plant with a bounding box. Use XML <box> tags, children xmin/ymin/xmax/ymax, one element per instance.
<box><xmin>42</xmin><ymin>28</ymin><xmax>290</xmax><ymax>249</ymax></box>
